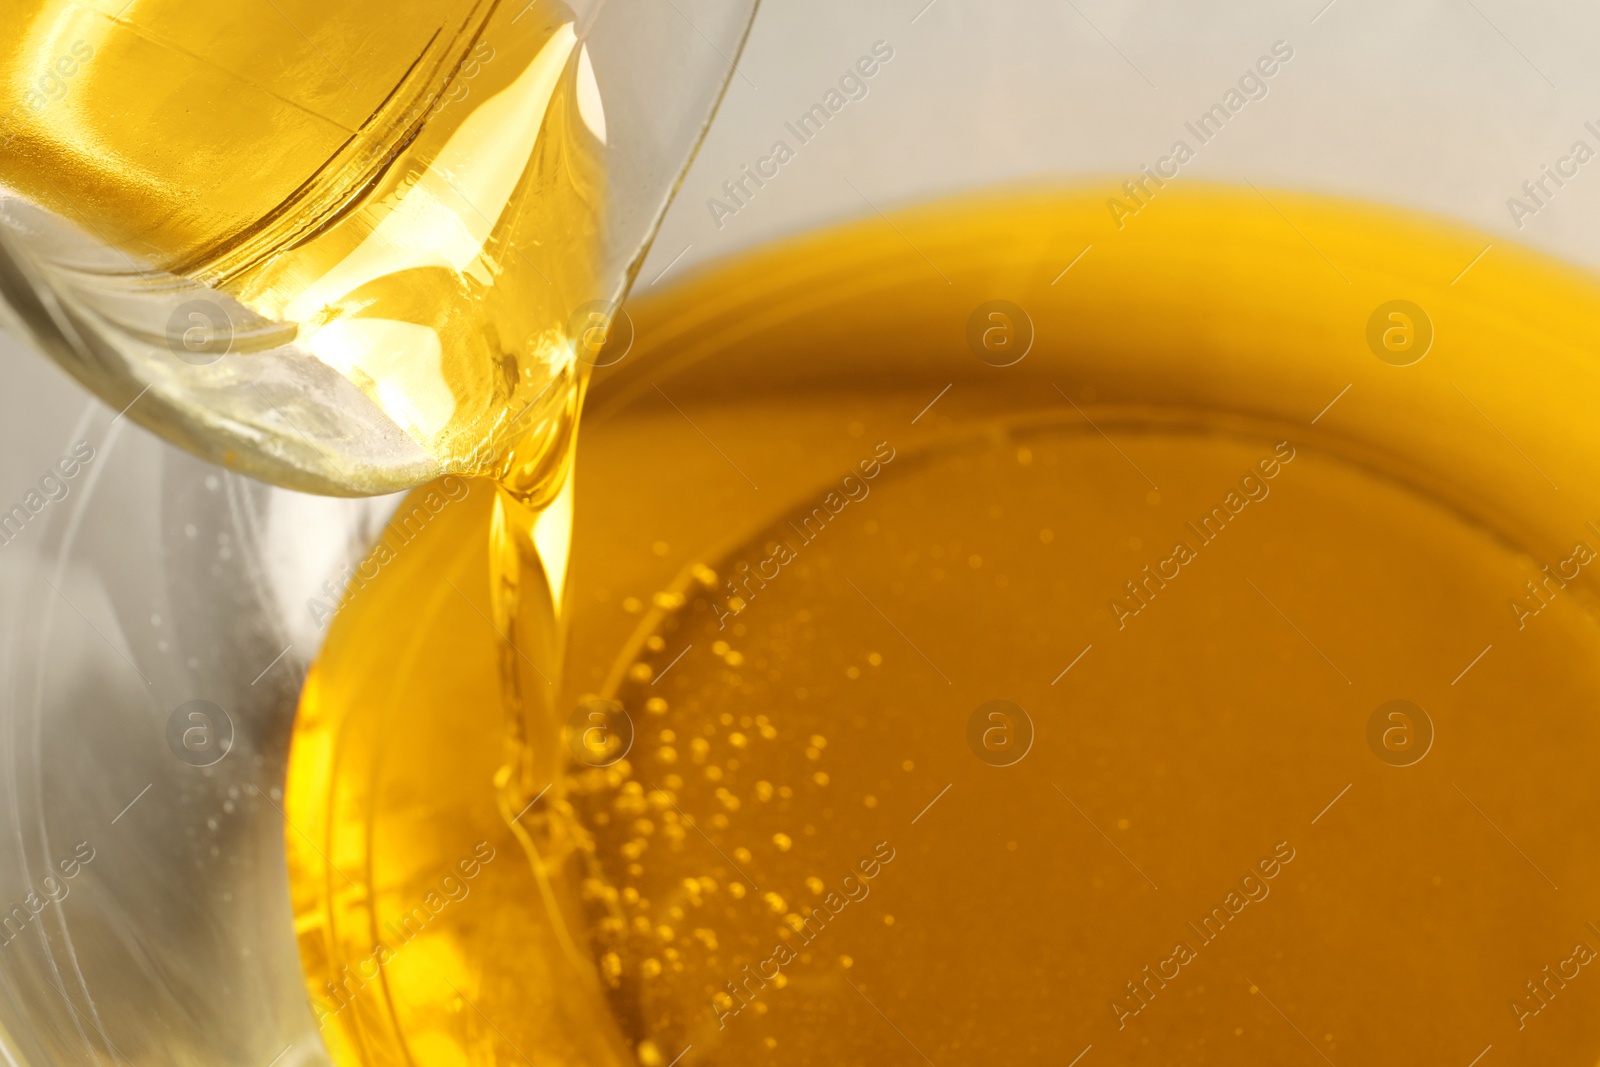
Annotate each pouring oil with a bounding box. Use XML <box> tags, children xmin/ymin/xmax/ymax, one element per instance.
<box><xmin>285</xmin><ymin>186</ymin><xmax>1600</xmax><ymax>1067</ymax></box>
<box><xmin>2</xmin><ymin>1</ymin><xmax>621</xmax><ymax>1058</ymax></box>
<box><xmin>12</xmin><ymin>14</ymin><xmax>1600</xmax><ymax>1051</ymax></box>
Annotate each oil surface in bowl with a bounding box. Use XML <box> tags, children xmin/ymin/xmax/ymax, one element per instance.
<box><xmin>287</xmin><ymin>187</ymin><xmax>1600</xmax><ymax>1066</ymax></box>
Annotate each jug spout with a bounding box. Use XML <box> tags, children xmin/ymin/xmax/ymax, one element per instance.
<box><xmin>0</xmin><ymin>0</ymin><xmax>762</xmax><ymax>500</ymax></box>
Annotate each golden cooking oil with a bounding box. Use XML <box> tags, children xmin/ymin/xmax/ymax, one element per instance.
<box><xmin>10</xmin><ymin>13</ymin><xmax>1600</xmax><ymax>1061</ymax></box>
<box><xmin>285</xmin><ymin>184</ymin><xmax>1600</xmax><ymax>1067</ymax></box>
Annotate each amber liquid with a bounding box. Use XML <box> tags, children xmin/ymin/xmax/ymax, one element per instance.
<box><xmin>285</xmin><ymin>185</ymin><xmax>1600</xmax><ymax>1066</ymax></box>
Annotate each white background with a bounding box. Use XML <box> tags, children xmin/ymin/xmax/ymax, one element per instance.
<box><xmin>637</xmin><ymin>0</ymin><xmax>1600</xmax><ymax>287</ymax></box>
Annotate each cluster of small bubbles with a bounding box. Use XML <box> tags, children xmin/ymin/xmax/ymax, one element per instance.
<box><xmin>554</xmin><ymin>555</ymin><xmax>900</xmax><ymax>1053</ymax></box>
